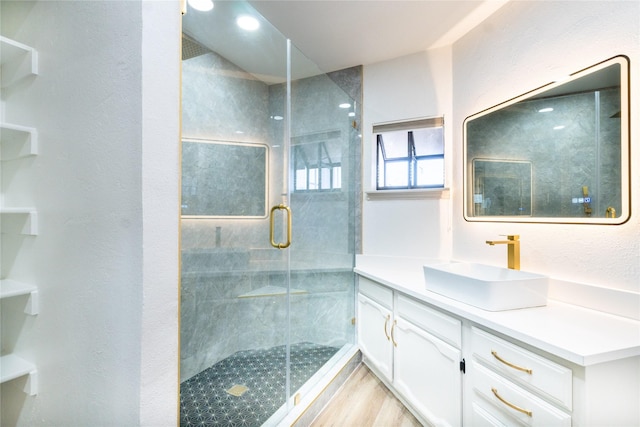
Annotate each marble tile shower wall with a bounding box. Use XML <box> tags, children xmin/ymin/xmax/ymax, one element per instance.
<box><xmin>181</xmin><ymin>50</ymin><xmax>361</xmax><ymax>381</ymax></box>
<box><xmin>182</xmin><ymin>52</ymin><xmax>271</xmax><ymax>143</ymax></box>
<box><xmin>180</xmin><ymin>270</ymin><xmax>354</xmax><ymax>381</ymax></box>
<box><xmin>467</xmin><ymin>88</ymin><xmax>621</xmax><ymax>217</ymax></box>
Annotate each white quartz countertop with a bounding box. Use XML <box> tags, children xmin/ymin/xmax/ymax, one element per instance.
<box><xmin>355</xmin><ymin>255</ymin><xmax>640</xmax><ymax>367</ymax></box>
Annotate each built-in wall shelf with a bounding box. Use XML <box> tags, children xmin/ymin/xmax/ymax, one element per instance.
<box><xmin>1</xmin><ymin>122</ymin><xmax>38</xmax><ymax>159</ymax></box>
<box><xmin>0</xmin><ymin>208</ymin><xmax>38</xmax><ymax>235</ymax></box>
<box><xmin>0</xmin><ymin>279</ymin><xmax>39</xmax><ymax>315</ymax></box>
<box><xmin>0</xmin><ymin>354</ymin><xmax>38</xmax><ymax>395</ymax></box>
<box><xmin>1</xmin><ymin>20</ymin><xmax>40</xmax><ymax>404</ymax></box>
<box><xmin>0</xmin><ymin>36</ymin><xmax>38</xmax><ymax>88</ymax></box>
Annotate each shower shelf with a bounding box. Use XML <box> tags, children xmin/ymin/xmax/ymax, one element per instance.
<box><xmin>238</xmin><ymin>286</ymin><xmax>308</xmax><ymax>298</ymax></box>
<box><xmin>0</xmin><ymin>280</ymin><xmax>39</xmax><ymax>315</ymax></box>
<box><xmin>0</xmin><ymin>354</ymin><xmax>38</xmax><ymax>395</ymax></box>
<box><xmin>0</xmin><ymin>36</ymin><xmax>38</xmax><ymax>87</ymax></box>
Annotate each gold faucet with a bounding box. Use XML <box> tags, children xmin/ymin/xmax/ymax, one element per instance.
<box><xmin>606</xmin><ymin>206</ymin><xmax>616</xmax><ymax>218</ymax></box>
<box><xmin>486</xmin><ymin>235</ymin><xmax>520</xmax><ymax>270</ymax></box>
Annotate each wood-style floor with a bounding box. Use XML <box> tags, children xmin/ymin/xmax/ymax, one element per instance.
<box><xmin>310</xmin><ymin>364</ymin><xmax>422</xmax><ymax>427</ymax></box>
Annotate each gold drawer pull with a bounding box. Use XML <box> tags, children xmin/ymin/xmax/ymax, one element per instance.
<box><xmin>383</xmin><ymin>314</ymin><xmax>391</xmax><ymax>341</ymax></box>
<box><xmin>390</xmin><ymin>319</ymin><xmax>398</xmax><ymax>347</ymax></box>
<box><xmin>491</xmin><ymin>350</ymin><xmax>533</xmax><ymax>374</ymax></box>
<box><xmin>491</xmin><ymin>387</ymin><xmax>533</xmax><ymax>417</ymax></box>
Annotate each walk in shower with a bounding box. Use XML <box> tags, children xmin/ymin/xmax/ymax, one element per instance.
<box><xmin>180</xmin><ymin>2</ymin><xmax>361</xmax><ymax>425</ymax></box>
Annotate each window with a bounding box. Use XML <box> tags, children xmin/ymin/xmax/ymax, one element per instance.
<box><xmin>375</xmin><ymin>117</ymin><xmax>444</xmax><ymax>190</ymax></box>
<box><xmin>294</xmin><ymin>140</ymin><xmax>342</xmax><ymax>192</ymax></box>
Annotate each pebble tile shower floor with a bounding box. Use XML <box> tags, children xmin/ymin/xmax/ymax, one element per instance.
<box><xmin>180</xmin><ymin>342</ymin><xmax>339</xmax><ymax>427</ymax></box>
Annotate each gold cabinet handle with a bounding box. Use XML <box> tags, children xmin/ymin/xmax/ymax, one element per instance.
<box><xmin>491</xmin><ymin>388</ymin><xmax>533</xmax><ymax>417</ymax></box>
<box><xmin>383</xmin><ymin>314</ymin><xmax>390</xmax><ymax>341</ymax></box>
<box><xmin>491</xmin><ymin>350</ymin><xmax>533</xmax><ymax>374</ymax></box>
<box><xmin>390</xmin><ymin>320</ymin><xmax>398</xmax><ymax>347</ymax></box>
<box><xmin>269</xmin><ymin>204</ymin><xmax>292</xmax><ymax>249</ymax></box>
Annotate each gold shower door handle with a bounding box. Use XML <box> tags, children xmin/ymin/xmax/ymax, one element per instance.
<box><xmin>269</xmin><ymin>204</ymin><xmax>292</xmax><ymax>249</ymax></box>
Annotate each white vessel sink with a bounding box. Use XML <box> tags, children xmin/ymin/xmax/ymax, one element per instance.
<box><xmin>423</xmin><ymin>262</ymin><xmax>549</xmax><ymax>311</ymax></box>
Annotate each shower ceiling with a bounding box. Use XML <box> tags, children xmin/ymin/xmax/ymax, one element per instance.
<box><xmin>183</xmin><ymin>0</ymin><xmax>510</xmax><ymax>83</ymax></box>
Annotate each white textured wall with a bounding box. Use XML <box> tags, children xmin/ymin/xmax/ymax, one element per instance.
<box><xmin>452</xmin><ymin>0</ymin><xmax>640</xmax><ymax>294</ymax></box>
<box><xmin>362</xmin><ymin>48</ymin><xmax>454</xmax><ymax>259</ymax></box>
<box><xmin>1</xmin><ymin>1</ymin><xmax>180</xmax><ymax>425</ymax></box>
<box><xmin>140</xmin><ymin>1</ymin><xmax>180</xmax><ymax>425</ymax></box>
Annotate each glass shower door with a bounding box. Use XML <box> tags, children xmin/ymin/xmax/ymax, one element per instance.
<box><xmin>181</xmin><ymin>4</ymin><xmax>291</xmax><ymax>423</ymax></box>
<box><xmin>180</xmin><ymin>2</ymin><xmax>359</xmax><ymax>425</ymax></box>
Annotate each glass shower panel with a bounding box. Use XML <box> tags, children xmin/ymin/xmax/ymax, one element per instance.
<box><xmin>285</xmin><ymin>43</ymin><xmax>360</xmax><ymax>402</ymax></box>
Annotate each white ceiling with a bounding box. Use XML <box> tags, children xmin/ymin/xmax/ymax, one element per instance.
<box><xmin>249</xmin><ymin>0</ymin><xmax>509</xmax><ymax>73</ymax></box>
<box><xmin>183</xmin><ymin>0</ymin><xmax>510</xmax><ymax>82</ymax></box>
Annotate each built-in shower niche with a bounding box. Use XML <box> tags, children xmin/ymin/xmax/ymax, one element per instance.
<box><xmin>181</xmin><ymin>139</ymin><xmax>268</xmax><ymax>219</ymax></box>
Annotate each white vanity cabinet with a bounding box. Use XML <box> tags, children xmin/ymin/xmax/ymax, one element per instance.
<box><xmin>358</xmin><ymin>277</ymin><xmax>463</xmax><ymax>427</ymax></box>
<box><xmin>357</xmin><ymin>281</ymin><xmax>394</xmax><ymax>382</ymax></box>
<box><xmin>393</xmin><ymin>294</ymin><xmax>463</xmax><ymax>426</ymax></box>
<box><xmin>467</xmin><ymin>327</ymin><xmax>572</xmax><ymax>426</ymax></box>
<box><xmin>355</xmin><ymin>264</ymin><xmax>640</xmax><ymax>427</ymax></box>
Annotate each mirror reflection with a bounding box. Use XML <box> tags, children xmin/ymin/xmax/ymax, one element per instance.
<box><xmin>473</xmin><ymin>159</ymin><xmax>532</xmax><ymax>216</ymax></box>
<box><xmin>464</xmin><ymin>56</ymin><xmax>630</xmax><ymax>224</ymax></box>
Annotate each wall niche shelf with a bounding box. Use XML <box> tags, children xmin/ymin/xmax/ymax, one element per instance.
<box><xmin>1</xmin><ymin>34</ymin><xmax>40</xmax><ymax>398</ymax></box>
<box><xmin>0</xmin><ymin>279</ymin><xmax>39</xmax><ymax>315</ymax></box>
<box><xmin>1</xmin><ymin>122</ymin><xmax>38</xmax><ymax>159</ymax></box>
<box><xmin>0</xmin><ymin>208</ymin><xmax>38</xmax><ymax>235</ymax></box>
<box><xmin>0</xmin><ymin>354</ymin><xmax>38</xmax><ymax>395</ymax></box>
<box><xmin>0</xmin><ymin>36</ymin><xmax>38</xmax><ymax>88</ymax></box>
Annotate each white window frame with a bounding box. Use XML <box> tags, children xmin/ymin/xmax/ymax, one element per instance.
<box><xmin>374</xmin><ymin>117</ymin><xmax>445</xmax><ymax>190</ymax></box>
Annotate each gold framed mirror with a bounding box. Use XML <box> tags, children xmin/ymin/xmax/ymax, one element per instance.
<box><xmin>464</xmin><ymin>55</ymin><xmax>630</xmax><ymax>224</ymax></box>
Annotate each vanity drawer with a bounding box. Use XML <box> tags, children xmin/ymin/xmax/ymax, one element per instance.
<box><xmin>396</xmin><ymin>293</ymin><xmax>462</xmax><ymax>349</ymax></box>
<box><xmin>358</xmin><ymin>277</ymin><xmax>393</xmax><ymax>309</ymax></box>
<box><xmin>470</xmin><ymin>361</ymin><xmax>571</xmax><ymax>427</ymax></box>
<box><xmin>471</xmin><ymin>327</ymin><xmax>572</xmax><ymax>410</ymax></box>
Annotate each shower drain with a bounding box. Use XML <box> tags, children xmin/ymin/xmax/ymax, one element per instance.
<box><xmin>226</xmin><ymin>384</ymin><xmax>249</xmax><ymax>397</ymax></box>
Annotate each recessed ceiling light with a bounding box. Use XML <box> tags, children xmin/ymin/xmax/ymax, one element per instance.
<box><xmin>339</xmin><ymin>103</ymin><xmax>351</xmax><ymax>109</ymax></box>
<box><xmin>188</xmin><ymin>0</ymin><xmax>213</xmax><ymax>12</ymax></box>
<box><xmin>237</xmin><ymin>15</ymin><xmax>260</xmax><ymax>31</ymax></box>
<box><xmin>272</xmin><ymin>115</ymin><xmax>284</xmax><ymax>121</ymax></box>
<box><xmin>348</xmin><ymin>112</ymin><xmax>356</xmax><ymax>117</ymax></box>
<box><xmin>538</xmin><ymin>107</ymin><xmax>554</xmax><ymax>113</ymax></box>
<box><xmin>553</xmin><ymin>125</ymin><xmax>565</xmax><ymax>130</ymax></box>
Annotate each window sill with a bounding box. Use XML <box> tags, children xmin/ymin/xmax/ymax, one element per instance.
<box><xmin>365</xmin><ymin>188</ymin><xmax>450</xmax><ymax>201</ymax></box>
